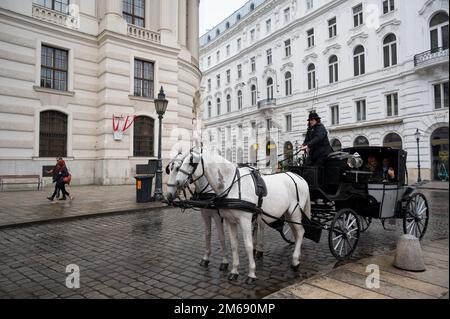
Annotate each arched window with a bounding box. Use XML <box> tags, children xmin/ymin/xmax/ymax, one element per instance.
<box><xmin>134</xmin><ymin>116</ymin><xmax>155</xmax><ymax>157</ymax></box>
<box><xmin>207</xmin><ymin>101</ymin><xmax>212</xmax><ymax>118</ymax></box>
<box><xmin>236</xmin><ymin>13</ymin><xmax>241</xmax><ymax>22</ymax></box>
<box><xmin>430</xmin><ymin>12</ymin><xmax>449</xmax><ymax>50</ymax></box>
<box><xmin>285</xmin><ymin>72</ymin><xmax>292</xmax><ymax>96</ymax></box>
<box><xmin>307</xmin><ymin>64</ymin><xmax>316</xmax><ymax>90</ymax></box>
<box><xmin>39</xmin><ymin>110</ymin><xmax>68</xmax><ymax>157</ymax></box>
<box><xmin>353</xmin><ymin>45</ymin><xmax>365</xmax><ymax>76</ymax></box>
<box><xmin>328</xmin><ymin>55</ymin><xmax>338</xmax><ymax>83</ymax></box>
<box><xmin>354</xmin><ymin>136</ymin><xmax>369</xmax><ymax>147</ymax></box>
<box><xmin>217</xmin><ymin>98</ymin><xmax>221</xmax><ymax>116</ymax></box>
<box><xmin>383</xmin><ymin>34</ymin><xmax>397</xmax><ymax>68</ymax></box>
<box><xmin>225</xmin><ymin>21</ymin><xmax>230</xmax><ymax>29</ymax></box>
<box><xmin>237</xmin><ymin>90</ymin><xmax>243</xmax><ymax>110</ymax></box>
<box><xmin>226</xmin><ymin>94</ymin><xmax>231</xmax><ymax>112</ymax></box>
<box><xmin>383</xmin><ymin>133</ymin><xmax>402</xmax><ymax>149</ymax></box>
<box><xmin>251</xmin><ymin>85</ymin><xmax>257</xmax><ymax>106</ymax></box>
<box><xmin>267</xmin><ymin>77</ymin><xmax>274</xmax><ymax>100</ymax></box>
<box><xmin>330</xmin><ymin>139</ymin><xmax>342</xmax><ymax>152</ymax></box>
<box><xmin>250</xmin><ymin>3</ymin><xmax>255</xmax><ymax>11</ymax></box>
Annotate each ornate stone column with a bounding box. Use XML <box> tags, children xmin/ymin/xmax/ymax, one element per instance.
<box><xmin>187</xmin><ymin>0</ymin><xmax>199</xmax><ymax>61</ymax></box>
<box><xmin>178</xmin><ymin>0</ymin><xmax>187</xmax><ymax>47</ymax></box>
<box><xmin>100</xmin><ymin>0</ymin><xmax>127</xmax><ymax>34</ymax></box>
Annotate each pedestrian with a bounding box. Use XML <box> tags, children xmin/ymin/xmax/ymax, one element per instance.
<box><xmin>46</xmin><ymin>158</ymin><xmax>62</xmax><ymax>201</ymax></box>
<box><xmin>300</xmin><ymin>112</ymin><xmax>333</xmax><ymax>166</ymax></box>
<box><xmin>55</xmin><ymin>159</ymin><xmax>73</xmax><ymax>201</ymax></box>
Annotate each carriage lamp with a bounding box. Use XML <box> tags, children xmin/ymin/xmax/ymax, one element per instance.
<box><xmin>415</xmin><ymin>129</ymin><xmax>422</xmax><ymax>183</ymax></box>
<box><xmin>154</xmin><ymin>87</ymin><xmax>169</xmax><ymax>201</ymax></box>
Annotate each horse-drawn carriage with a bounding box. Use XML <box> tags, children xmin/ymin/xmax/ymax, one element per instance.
<box><xmin>282</xmin><ymin>146</ymin><xmax>430</xmax><ymax>260</ymax></box>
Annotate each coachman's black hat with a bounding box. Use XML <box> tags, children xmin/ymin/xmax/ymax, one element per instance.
<box><xmin>307</xmin><ymin>112</ymin><xmax>321</xmax><ymax>121</ymax></box>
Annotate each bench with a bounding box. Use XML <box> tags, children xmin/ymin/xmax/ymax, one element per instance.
<box><xmin>0</xmin><ymin>175</ymin><xmax>43</xmax><ymax>191</ymax></box>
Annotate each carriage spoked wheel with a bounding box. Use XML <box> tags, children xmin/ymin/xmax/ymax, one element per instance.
<box><xmin>280</xmin><ymin>223</ymin><xmax>295</xmax><ymax>245</ymax></box>
<box><xmin>359</xmin><ymin>216</ymin><xmax>372</xmax><ymax>232</ymax></box>
<box><xmin>403</xmin><ymin>193</ymin><xmax>429</xmax><ymax>240</ymax></box>
<box><xmin>328</xmin><ymin>209</ymin><xmax>361</xmax><ymax>260</ymax></box>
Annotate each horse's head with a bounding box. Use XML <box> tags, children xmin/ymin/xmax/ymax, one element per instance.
<box><xmin>165</xmin><ymin>152</ymin><xmax>186</xmax><ymax>203</ymax></box>
<box><xmin>176</xmin><ymin>149</ymin><xmax>202</xmax><ymax>190</ymax></box>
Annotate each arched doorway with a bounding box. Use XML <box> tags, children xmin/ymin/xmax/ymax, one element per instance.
<box><xmin>330</xmin><ymin>138</ymin><xmax>342</xmax><ymax>152</ymax></box>
<box><xmin>431</xmin><ymin>127</ymin><xmax>449</xmax><ymax>181</ymax></box>
<box><xmin>266</xmin><ymin>140</ymin><xmax>277</xmax><ymax>168</ymax></box>
<box><xmin>284</xmin><ymin>141</ymin><xmax>293</xmax><ymax>165</ymax></box>
<box><xmin>383</xmin><ymin>133</ymin><xmax>402</xmax><ymax>149</ymax></box>
<box><xmin>354</xmin><ymin>136</ymin><xmax>369</xmax><ymax>147</ymax></box>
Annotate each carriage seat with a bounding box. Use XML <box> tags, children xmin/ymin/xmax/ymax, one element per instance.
<box><xmin>249</xmin><ymin>169</ymin><xmax>267</xmax><ymax>207</ymax></box>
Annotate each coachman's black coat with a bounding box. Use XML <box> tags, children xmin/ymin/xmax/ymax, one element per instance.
<box><xmin>303</xmin><ymin>123</ymin><xmax>333</xmax><ymax>166</ymax></box>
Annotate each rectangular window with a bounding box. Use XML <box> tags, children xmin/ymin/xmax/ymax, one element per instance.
<box><xmin>133</xmin><ymin>59</ymin><xmax>154</xmax><ymax>98</ymax></box>
<box><xmin>266</xmin><ymin>19</ymin><xmax>272</xmax><ymax>33</ymax></box>
<box><xmin>383</xmin><ymin>0</ymin><xmax>395</xmax><ymax>14</ymax></box>
<box><xmin>251</xmin><ymin>57</ymin><xmax>256</xmax><ymax>72</ymax></box>
<box><xmin>237</xmin><ymin>38</ymin><xmax>242</xmax><ymax>50</ymax></box>
<box><xmin>330</xmin><ymin>105</ymin><xmax>339</xmax><ymax>125</ymax></box>
<box><xmin>207</xmin><ymin>56</ymin><xmax>211</xmax><ymax>67</ymax></box>
<box><xmin>238</xmin><ymin>124</ymin><xmax>243</xmax><ymax>139</ymax></box>
<box><xmin>250</xmin><ymin>29</ymin><xmax>255</xmax><ymax>42</ymax></box>
<box><xmin>356</xmin><ymin>100</ymin><xmax>366</xmax><ymax>121</ymax></box>
<box><xmin>266</xmin><ymin>48</ymin><xmax>272</xmax><ymax>65</ymax></box>
<box><xmin>434</xmin><ymin>82</ymin><xmax>449</xmax><ymax>109</ymax></box>
<box><xmin>226</xmin><ymin>70</ymin><xmax>231</xmax><ymax>83</ymax></box>
<box><xmin>353</xmin><ymin>4</ymin><xmax>363</xmax><ymax>27</ymax></box>
<box><xmin>237</xmin><ymin>64</ymin><xmax>242</xmax><ymax>79</ymax></box>
<box><xmin>285</xmin><ymin>39</ymin><xmax>291</xmax><ymax>57</ymax></box>
<box><xmin>35</xmin><ymin>0</ymin><xmax>69</xmax><ymax>14</ymax></box>
<box><xmin>207</xmin><ymin>79</ymin><xmax>211</xmax><ymax>92</ymax></box>
<box><xmin>216</xmin><ymin>50</ymin><xmax>220</xmax><ymax>62</ymax></box>
<box><xmin>386</xmin><ymin>93</ymin><xmax>399</xmax><ymax>117</ymax></box>
<box><xmin>285</xmin><ymin>114</ymin><xmax>292</xmax><ymax>132</ymax></box>
<box><xmin>226</xmin><ymin>45</ymin><xmax>231</xmax><ymax>56</ymax></box>
<box><xmin>328</xmin><ymin>17</ymin><xmax>337</xmax><ymax>38</ymax></box>
<box><xmin>216</xmin><ymin>74</ymin><xmax>221</xmax><ymax>88</ymax></box>
<box><xmin>123</xmin><ymin>0</ymin><xmax>145</xmax><ymax>27</ymax></box>
<box><xmin>40</xmin><ymin>45</ymin><xmax>68</xmax><ymax>91</ymax></box>
<box><xmin>284</xmin><ymin>8</ymin><xmax>290</xmax><ymax>23</ymax></box>
<box><xmin>306</xmin><ymin>0</ymin><xmax>314</xmax><ymax>10</ymax></box>
<box><xmin>307</xmin><ymin>28</ymin><xmax>315</xmax><ymax>48</ymax></box>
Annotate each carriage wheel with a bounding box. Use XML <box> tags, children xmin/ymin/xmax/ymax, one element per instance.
<box><xmin>359</xmin><ymin>216</ymin><xmax>372</xmax><ymax>232</ymax></box>
<box><xmin>403</xmin><ymin>193</ymin><xmax>429</xmax><ymax>240</ymax></box>
<box><xmin>280</xmin><ymin>223</ymin><xmax>295</xmax><ymax>245</ymax></box>
<box><xmin>328</xmin><ymin>209</ymin><xmax>361</xmax><ymax>260</ymax></box>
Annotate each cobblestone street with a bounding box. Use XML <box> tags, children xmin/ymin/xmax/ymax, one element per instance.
<box><xmin>0</xmin><ymin>189</ymin><xmax>447</xmax><ymax>299</ymax></box>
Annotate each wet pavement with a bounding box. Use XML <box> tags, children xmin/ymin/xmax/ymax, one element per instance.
<box><xmin>0</xmin><ymin>189</ymin><xmax>447</xmax><ymax>299</ymax></box>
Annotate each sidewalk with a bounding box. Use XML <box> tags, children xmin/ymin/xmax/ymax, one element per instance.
<box><xmin>415</xmin><ymin>181</ymin><xmax>449</xmax><ymax>191</ymax></box>
<box><xmin>0</xmin><ymin>185</ymin><xmax>166</xmax><ymax>229</ymax></box>
<box><xmin>265</xmin><ymin>239</ymin><xmax>449</xmax><ymax>299</ymax></box>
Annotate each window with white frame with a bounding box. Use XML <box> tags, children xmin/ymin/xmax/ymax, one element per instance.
<box><xmin>226</xmin><ymin>44</ymin><xmax>231</xmax><ymax>56</ymax></box>
<box><xmin>306</xmin><ymin>0</ymin><xmax>314</xmax><ymax>10</ymax></box>
<box><xmin>285</xmin><ymin>72</ymin><xmax>292</xmax><ymax>96</ymax></box>
<box><xmin>386</xmin><ymin>92</ymin><xmax>398</xmax><ymax>117</ymax></box>
<box><xmin>217</xmin><ymin>98</ymin><xmax>221</xmax><ymax>116</ymax></box>
<box><xmin>284</xmin><ymin>8</ymin><xmax>290</xmax><ymax>23</ymax></box>
<box><xmin>237</xmin><ymin>38</ymin><xmax>242</xmax><ymax>50</ymax></box>
<box><xmin>207</xmin><ymin>78</ymin><xmax>211</xmax><ymax>92</ymax></box>
<box><xmin>251</xmin><ymin>85</ymin><xmax>257</xmax><ymax>106</ymax></box>
<box><xmin>207</xmin><ymin>101</ymin><xmax>212</xmax><ymax>118</ymax></box>
<box><xmin>266</xmin><ymin>48</ymin><xmax>272</xmax><ymax>65</ymax></box>
<box><xmin>267</xmin><ymin>77</ymin><xmax>274</xmax><ymax>100</ymax></box>
<box><xmin>330</xmin><ymin>105</ymin><xmax>339</xmax><ymax>125</ymax></box>
<box><xmin>36</xmin><ymin>0</ymin><xmax>69</xmax><ymax>13</ymax></box>
<box><xmin>353</xmin><ymin>45</ymin><xmax>365</xmax><ymax>76</ymax></box>
<box><xmin>383</xmin><ymin>0</ymin><xmax>395</xmax><ymax>14</ymax></box>
<box><xmin>434</xmin><ymin>81</ymin><xmax>449</xmax><ymax>109</ymax></box>
<box><xmin>429</xmin><ymin>12</ymin><xmax>449</xmax><ymax>51</ymax></box>
<box><xmin>266</xmin><ymin>19</ymin><xmax>272</xmax><ymax>33</ymax></box>
<box><xmin>383</xmin><ymin>34</ymin><xmax>397</xmax><ymax>68</ymax></box>
<box><xmin>216</xmin><ymin>74</ymin><xmax>221</xmax><ymax>88</ymax></box>
<box><xmin>285</xmin><ymin>114</ymin><xmax>292</xmax><ymax>132</ymax></box>
<box><xmin>328</xmin><ymin>17</ymin><xmax>337</xmax><ymax>38</ymax></box>
<box><xmin>216</xmin><ymin>50</ymin><xmax>220</xmax><ymax>62</ymax></box>
<box><xmin>353</xmin><ymin>4</ymin><xmax>363</xmax><ymax>27</ymax></box>
<box><xmin>237</xmin><ymin>64</ymin><xmax>242</xmax><ymax>79</ymax></box>
<box><xmin>251</xmin><ymin>57</ymin><xmax>256</xmax><ymax>72</ymax></box>
<box><xmin>307</xmin><ymin>28</ymin><xmax>315</xmax><ymax>48</ymax></box>
<box><xmin>226</xmin><ymin>94</ymin><xmax>231</xmax><ymax>112</ymax></box>
<box><xmin>356</xmin><ymin>99</ymin><xmax>366</xmax><ymax>121</ymax></box>
<box><xmin>307</xmin><ymin>64</ymin><xmax>316</xmax><ymax>90</ymax></box>
<box><xmin>207</xmin><ymin>56</ymin><xmax>211</xmax><ymax>67</ymax></box>
<box><xmin>329</xmin><ymin>55</ymin><xmax>338</xmax><ymax>83</ymax></box>
<box><xmin>250</xmin><ymin>29</ymin><xmax>255</xmax><ymax>42</ymax></box>
<box><xmin>133</xmin><ymin>59</ymin><xmax>154</xmax><ymax>98</ymax></box>
<box><xmin>285</xmin><ymin>39</ymin><xmax>291</xmax><ymax>57</ymax></box>
<box><xmin>226</xmin><ymin>69</ymin><xmax>231</xmax><ymax>83</ymax></box>
<box><xmin>40</xmin><ymin>45</ymin><xmax>68</xmax><ymax>91</ymax></box>
<box><xmin>237</xmin><ymin>90</ymin><xmax>243</xmax><ymax>110</ymax></box>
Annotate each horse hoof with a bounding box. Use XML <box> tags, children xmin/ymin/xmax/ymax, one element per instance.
<box><xmin>245</xmin><ymin>277</ymin><xmax>257</xmax><ymax>285</ymax></box>
<box><xmin>291</xmin><ymin>264</ymin><xmax>300</xmax><ymax>272</ymax></box>
<box><xmin>219</xmin><ymin>263</ymin><xmax>229</xmax><ymax>271</ymax></box>
<box><xmin>255</xmin><ymin>251</ymin><xmax>264</xmax><ymax>259</ymax></box>
<box><xmin>228</xmin><ymin>273</ymin><xmax>239</xmax><ymax>281</ymax></box>
<box><xmin>199</xmin><ymin>260</ymin><xmax>209</xmax><ymax>268</ymax></box>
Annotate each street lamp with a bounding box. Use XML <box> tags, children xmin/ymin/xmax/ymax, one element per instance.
<box><xmin>415</xmin><ymin>129</ymin><xmax>422</xmax><ymax>183</ymax></box>
<box><xmin>154</xmin><ymin>87</ymin><xmax>168</xmax><ymax>201</ymax></box>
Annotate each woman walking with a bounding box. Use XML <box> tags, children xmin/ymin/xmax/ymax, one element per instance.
<box><xmin>47</xmin><ymin>158</ymin><xmax>62</xmax><ymax>201</ymax></box>
<box><xmin>56</xmin><ymin>159</ymin><xmax>73</xmax><ymax>200</ymax></box>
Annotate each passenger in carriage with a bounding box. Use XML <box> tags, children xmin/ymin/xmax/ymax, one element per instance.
<box><xmin>365</xmin><ymin>155</ymin><xmax>396</xmax><ymax>182</ymax></box>
<box><xmin>300</xmin><ymin>112</ymin><xmax>333</xmax><ymax>167</ymax></box>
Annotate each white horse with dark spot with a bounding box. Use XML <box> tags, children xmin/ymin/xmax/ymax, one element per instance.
<box><xmin>165</xmin><ymin>152</ymin><xmax>229</xmax><ymax>270</ymax></box>
<box><xmin>175</xmin><ymin>148</ymin><xmax>311</xmax><ymax>284</ymax></box>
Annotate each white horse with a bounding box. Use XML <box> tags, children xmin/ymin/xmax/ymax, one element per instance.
<box><xmin>175</xmin><ymin>147</ymin><xmax>311</xmax><ymax>284</ymax></box>
<box><xmin>165</xmin><ymin>152</ymin><xmax>229</xmax><ymax>270</ymax></box>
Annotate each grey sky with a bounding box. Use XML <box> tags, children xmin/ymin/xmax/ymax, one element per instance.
<box><xmin>199</xmin><ymin>0</ymin><xmax>249</xmax><ymax>36</ymax></box>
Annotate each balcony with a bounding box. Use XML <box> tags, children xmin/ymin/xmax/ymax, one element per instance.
<box><xmin>127</xmin><ymin>24</ymin><xmax>161</xmax><ymax>44</ymax></box>
<box><xmin>257</xmin><ymin>98</ymin><xmax>277</xmax><ymax>110</ymax></box>
<box><xmin>414</xmin><ymin>47</ymin><xmax>449</xmax><ymax>69</ymax></box>
<box><xmin>32</xmin><ymin>3</ymin><xmax>79</xmax><ymax>29</ymax></box>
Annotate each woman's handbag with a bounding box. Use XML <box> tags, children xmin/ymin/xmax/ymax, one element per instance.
<box><xmin>63</xmin><ymin>174</ymin><xmax>72</xmax><ymax>185</ymax></box>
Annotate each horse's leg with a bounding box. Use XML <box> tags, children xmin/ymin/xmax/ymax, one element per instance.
<box><xmin>239</xmin><ymin>214</ymin><xmax>257</xmax><ymax>283</ymax></box>
<box><xmin>255</xmin><ymin>215</ymin><xmax>264</xmax><ymax>259</ymax></box>
<box><xmin>200</xmin><ymin>210</ymin><xmax>212</xmax><ymax>268</ymax></box>
<box><xmin>212</xmin><ymin>211</ymin><xmax>229</xmax><ymax>271</ymax></box>
<box><xmin>226</xmin><ymin>218</ymin><xmax>240</xmax><ymax>281</ymax></box>
<box><xmin>289</xmin><ymin>206</ymin><xmax>305</xmax><ymax>271</ymax></box>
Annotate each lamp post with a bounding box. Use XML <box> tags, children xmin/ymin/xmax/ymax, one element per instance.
<box><xmin>415</xmin><ymin>129</ymin><xmax>422</xmax><ymax>183</ymax></box>
<box><xmin>153</xmin><ymin>87</ymin><xmax>168</xmax><ymax>201</ymax></box>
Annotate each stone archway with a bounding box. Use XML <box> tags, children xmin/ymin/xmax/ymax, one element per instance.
<box><xmin>431</xmin><ymin>126</ymin><xmax>449</xmax><ymax>181</ymax></box>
